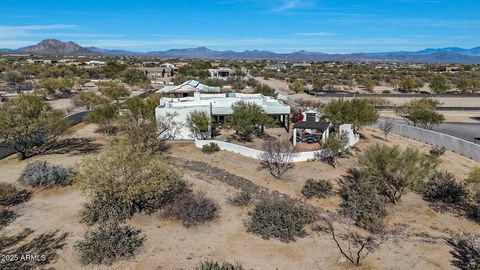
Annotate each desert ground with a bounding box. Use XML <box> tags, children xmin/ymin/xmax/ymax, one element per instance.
<box><xmin>0</xmin><ymin>121</ymin><xmax>479</xmax><ymax>270</ymax></box>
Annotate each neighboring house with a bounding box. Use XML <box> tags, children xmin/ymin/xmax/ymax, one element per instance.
<box><xmin>208</xmin><ymin>68</ymin><xmax>235</xmax><ymax>79</ymax></box>
<box><xmin>26</xmin><ymin>59</ymin><xmax>44</xmax><ymax>64</ymax></box>
<box><xmin>157</xmin><ymin>80</ymin><xmax>221</xmax><ymax>98</ymax></box>
<box><xmin>139</xmin><ymin>65</ymin><xmax>177</xmax><ymax>80</ymax></box>
<box><xmin>156</xmin><ymin>92</ymin><xmax>291</xmax><ymax>139</ymax></box>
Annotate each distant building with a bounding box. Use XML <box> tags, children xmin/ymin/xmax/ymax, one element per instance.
<box><xmin>208</xmin><ymin>68</ymin><xmax>235</xmax><ymax>79</ymax></box>
<box><xmin>85</xmin><ymin>60</ymin><xmax>106</xmax><ymax>66</ymax></box>
<box><xmin>156</xmin><ymin>92</ymin><xmax>291</xmax><ymax>139</ymax></box>
<box><xmin>265</xmin><ymin>64</ymin><xmax>287</xmax><ymax>71</ymax></box>
<box><xmin>292</xmin><ymin>62</ymin><xmax>311</xmax><ymax>68</ymax></box>
<box><xmin>26</xmin><ymin>59</ymin><xmax>43</xmax><ymax>64</ymax></box>
<box><xmin>445</xmin><ymin>66</ymin><xmax>461</xmax><ymax>72</ymax></box>
<box><xmin>156</xmin><ymin>80</ymin><xmax>221</xmax><ymax>97</ymax></box>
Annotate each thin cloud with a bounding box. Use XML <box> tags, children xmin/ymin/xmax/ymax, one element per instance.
<box><xmin>272</xmin><ymin>0</ymin><xmax>299</xmax><ymax>12</ymax></box>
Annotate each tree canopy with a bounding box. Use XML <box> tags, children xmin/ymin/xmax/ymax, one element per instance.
<box><xmin>395</xmin><ymin>98</ymin><xmax>445</xmax><ymax>129</ymax></box>
<box><xmin>322</xmin><ymin>99</ymin><xmax>379</xmax><ymax>132</ymax></box>
<box><xmin>227</xmin><ymin>101</ymin><xmax>273</xmax><ymax>141</ymax></box>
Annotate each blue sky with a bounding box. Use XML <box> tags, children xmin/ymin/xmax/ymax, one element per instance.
<box><xmin>1</xmin><ymin>0</ymin><xmax>479</xmax><ymax>53</ymax></box>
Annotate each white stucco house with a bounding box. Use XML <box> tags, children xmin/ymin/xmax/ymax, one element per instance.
<box><xmin>155</xmin><ymin>92</ymin><xmax>291</xmax><ymax>139</ymax></box>
<box><xmin>156</xmin><ymin>80</ymin><xmax>221</xmax><ymax>98</ymax></box>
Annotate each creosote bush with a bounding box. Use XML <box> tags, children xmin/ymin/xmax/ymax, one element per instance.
<box><xmin>429</xmin><ymin>145</ymin><xmax>446</xmax><ymax>157</ymax></box>
<box><xmin>75</xmin><ymin>222</ymin><xmax>145</xmax><ymax>266</ymax></box>
<box><xmin>339</xmin><ymin>174</ymin><xmax>387</xmax><ymax>233</ymax></box>
<box><xmin>448</xmin><ymin>234</ymin><xmax>480</xmax><ymax>270</ymax></box>
<box><xmin>202</xmin><ymin>142</ymin><xmax>221</xmax><ymax>154</ymax></box>
<box><xmin>18</xmin><ymin>161</ymin><xmax>72</xmax><ymax>188</ymax></box>
<box><xmin>80</xmin><ymin>196</ymin><xmax>136</xmax><ymax>225</ymax></box>
<box><xmin>0</xmin><ymin>182</ymin><xmax>30</xmax><ymax>206</ymax></box>
<box><xmin>246</xmin><ymin>193</ymin><xmax>316</xmax><ymax>242</ymax></box>
<box><xmin>423</xmin><ymin>171</ymin><xmax>467</xmax><ymax>204</ymax></box>
<box><xmin>228</xmin><ymin>190</ymin><xmax>252</xmax><ymax>206</ymax></box>
<box><xmin>165</xmin><ymin>192</ymin><xmax>220</xmax><ymax>227</ymax></box>
<box><xmin>302</xmin><ymin>179</ymin><xmax>334</xmax><ymax>199</ymax></box>
<box><xmin>194</xmin><ymin>260</ymin><xmax>246</xmax><ymax>270</ymax></box>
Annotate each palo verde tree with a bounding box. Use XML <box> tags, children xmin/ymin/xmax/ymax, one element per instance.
<box><xmin>254</xmin><ymin>84</ymin><xmax>276</xmax><ymax>97</ymax></box>
<box><xmin>186</xmin><ymin>110</ymin><xmax>211</xmax><ymax>139</ymax></box>
<box><xmin>85</xmin><ymin>103</ymin><xmax>118</xmax><ymax>135</ymax></box>
<box><xmin>0</xmin><ymin>94</ymin><xmax>68</xmax><ymax>160</ymax></box>
<box><xmin>227</xmin><ymin>101</ymin><xmax>274</xmax><ymax>141</ymax></box>
<box><xmin>97</xmin><ymin>82</ymin><xmax>130</xmax><ymax>104</ymax></box>
<box><xmin>76</xmin><ymin>140</ymin><xmax>186</xmax><ymax>223</ymax></box>
<box><xmin>316</xmin><ymin>131</ymin><xmax>349</xmax><ymax>168</ymax></box>
<box><xmin>429</xmin><ymin>74</ymin><xmax>450</xmax><ymax>94</ymax></box>
<box><xmin>71</xmin><ymin>91</ymin><xmax>107</xmax><ymax>111</ymax></box>
<box><xmin>357</xmin><ymin>144</ymin><xmax>439</xmax><ymax>205</ymax></box>
<box><xmin>322</xmin><ymin>99</ymin><xmax>379</xmax><ymax>132</ymax></box>
<box><xmin>40</xmin><ymin>77</ymin><xmax>74</xmax><ymax>96</ymax></box>
<box><xmin>122</xmin><ymin>68</ymin><xmax>149</xmax><ymax>87</ymax></box>
<box><xmin>395</xmin><ymin>98</ymin><xmax>445</xmax><ymax>129</ymax></box>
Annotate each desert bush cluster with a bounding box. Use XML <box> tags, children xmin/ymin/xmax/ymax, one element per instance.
<box><xmin>18</xmin><ymin>161</ymin><xmax>72</xmax><ymax>187</ymax></box>
<box><xmin>228</xmin><ymin>190</ymin><xmax>252</xmax><ymax>206</ymax></box>
<box><xmin>246</xmin><ymin>193</ymin><xmax>316</xmax><ymax>242</ymax></box>
<box><xmin>194</xmin><ymin>260</ymin><xmax>246</xmax><ymax>270</ymax></box>
<box><xmin>202</xmin><ymin>142</ymin><xmax>221</xmax><ymax>154</ymax></box>
<box><xmin>0</xmin><ymin>182</ymin><xmax>30</xmax><ymax>206</ymax></box>
<box><xmin>80</xmin><ymin>196</ymin><xmax>136</xmax><ymax>225</ymax></box>
<box><xmin>423</xmin><ymin>171</ymin><xmax>467</xmax><ymax>204</ymax></box>
<box><xmin>75</xmin><ymin>222</ymin><xmax>146</xmax><ymax>265</ymax></box>
<box><xmin>165</xmin><ymin>191</ymin><xmax>220</xmax><ymax>227</ymax></box>
<box><xmin>448</xmin><ymin>234</ymin><xmax>480</xmax><ymax>270</ymax></box>
<box><xmin>302</xmin><ymin>179</ymin><xmax>334</xmax><ymax>199</ymax></box>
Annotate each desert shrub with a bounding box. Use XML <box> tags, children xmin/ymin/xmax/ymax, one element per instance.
<box><xmin>448</xmin><ymin>234</ymin><xmax>480</xmax><ymax>270</ymax></box>
<box><xmin>429</xmin><ymin>145</ymin><xmax>446</xmax><ymax>157</ymax></box>
<box><xmin>194</xmin><ymin>260</ymin><xmax>246</xmax><ymax>270</ymax></box>
<box><xmin>76</xmin><ymin>142</ymin><xmax>185</xmax><ymax>218</ymax></box>
<box><xmin>0</xmin><ymin>208</ymin><xmax>15</xmax><ymax>229</ymax></box>
<box><xmin>467</xmin><ymin>204</ymin><xmax>480</xmax><ymax>223</ymax></box>
<box><xmin>423</xmin><ymin>171</ymin><xmax>467</xmax><ymax>204</ymax></box>
<box><xmin>246</xmin><ymin>193</ymin><xmax>316</xmax><ymax>242</ymax></box>
<box><xmin>18</xmin><ymin>161</ymin><xmax>72</xmax><ymax>187</ymax></box>
<box><xmin>302</xmin><ymin>179</ymin><xmax>334</xmax><ymax>199</ymax></box>
<box><xmin>202</xmin><ymin>142</ymin><xmax>220</xmax><ymax>154</ymax></box>
<box><xmin>228</xmin><ymin>191</ymin><xmax>252</xmax><ymax>206</ymax></box>
<box><xmin>0</xmin><ymin>182</ymin><xmax>30</xmax><ymax>206</ymax></box>
<box><xmin>80</xmin><ymin>196</ymin><xmax>136</xmax><ymax>225</ymax></box>
<box><xmin>382</xmin><ymin>90</ymin><xmax>391</xmax><ymax>94</ymax></box>
<box><xmin>75</xmin><ymin>223</ymin><xmax>145</xmax><ymax>265</ymax></box>
<box><xmin>339</xmin><ymin>177</ymin><xmax>386</xmax><ymax>233</ymax></box>
<box><xmin>165</xmin><ymin>192</ymin><xmax>220</xmax><ymax>227</ymax></box>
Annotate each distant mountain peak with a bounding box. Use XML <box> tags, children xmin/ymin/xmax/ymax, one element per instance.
<box><xmin>18</xmin><ymin>39</ymin><xmax>95</xmax><ymax>55</ymax></box>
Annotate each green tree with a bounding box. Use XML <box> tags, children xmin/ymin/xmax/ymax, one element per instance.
<box><xmin>399</xmin><ymin>76</ymin><xmax>423</xmax><ymax>92</ymax></box>
<box><xmin>358</xmin><ymin>144</ymin><xmax>438</xmax><ymax>204</ymax></box>
<box><xmin>227</xmin><ymin>101</ymin><xmax>273</xmax><ymax>141</ymax></box>
<box><xmin>76</xmin><ymin>77</ymin><xmax>90</xmax><ymax>90</ymax></box>
<box><xmin>98</xmin><ymin>82</ymin><xmax>130</xmax><ymax>104</ymax></box>
<box><xmin>322</xmin><ymin>99</ymin><xmax>379</xmax><ymax>132</ymax></box>
<box><xmin>430</xmin><ymin>74</ymin><xmax>450</xmax><ymax>94</ymax></box>
<box><xmin>289</xmin><ymin>80</ymin><xmax>306</xmax><ymax>93</ymax></box>
<box><xmin>71</xmin><ymin>91</ymin><xmax>107</xmax><ymax>110</ymax></box>
<box><xmin>0</xmin><ymin>95</ymin><xmax>68</xmax><ymax>159</ymax></box>
<box><xmin>122</xmin><ymin>69</ymin><xmax>149</xmax><ymax>87</ymax></box>
<box><xmin>317</xmin><ymin>131</ymin><xmax>349</xmax><ymax>168</ymax></box>
<box><xmin>395</xmin><ymin>98</ymin><xmax>445</xmax><ymax>129</ymax></box>
<box><xmin>313</xmin><ymin>79</ymin><xmax>327</xmax><ymax>91</ymax></box>
<box><xmin>254</xmin><ymin>84</ymin><xmax>276</xmax><ymax>96</ymax></box>
<box><xmin>40</xmin><ymin>77</ymin><xmax>74</xmax><ymax>95</ymax></box>
<box><xmin>76</xmin><ymin>141</ymin><xmax>185</xmax><ymax>214</ymax></box>
<box><xmin>1</xmin><ymin>71</ymin><xmax>25</xmax><ymax>92</ymax></box>
<box><xmin>85</xmin><ymin>104</ymin><xmax>117</xmax><ymax>135</ymax></box>
<box><xmin>186</xmin><ymin>110</ymin><xmax>211</xmax><ymax>139</ymax></box>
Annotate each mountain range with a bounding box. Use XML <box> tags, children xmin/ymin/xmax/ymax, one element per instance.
<box><xmin>5</xmin><ymin>39</ymin><xmax>480</xmax><ymax>64</ymax></box>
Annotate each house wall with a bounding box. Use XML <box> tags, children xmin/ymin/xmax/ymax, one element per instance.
<box><xmin>194</xmin><ymin>130</ymin><xmax>360</xmax><ymax>163</ymax></box>
<box><xmin>155</xmin><ymin>106</ymin><xmax>211</xmax><ymax>139</ymax></box>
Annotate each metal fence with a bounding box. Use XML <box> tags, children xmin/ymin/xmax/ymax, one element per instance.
<box><xmin>375</xmin><ymin>119</ymin><xmax>480</xmax><ymax>162</ymax></box>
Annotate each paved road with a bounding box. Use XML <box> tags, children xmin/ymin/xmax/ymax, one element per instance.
<box><xmin>382</xmin><ymin>117</ymin><xmax>480</xmax><ymax>143</ymax></box>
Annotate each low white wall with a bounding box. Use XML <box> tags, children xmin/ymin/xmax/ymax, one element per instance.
<box><xmin>375</xmin><ymin>119</ymin><xmax>480</xmax><ymax>162</ymax></box>
<box><xmin>194</xmin><ymin>134</ymin><xmax>360</xmax><ymax>163</ymax></box>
